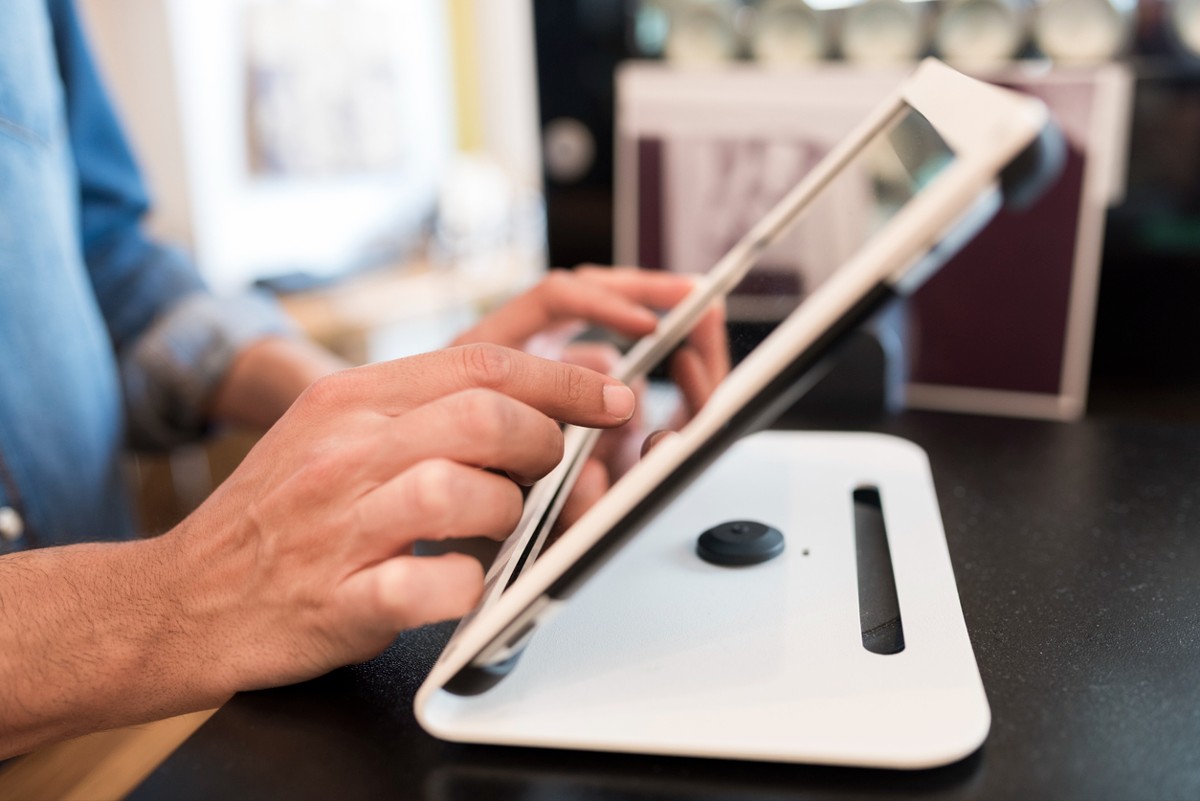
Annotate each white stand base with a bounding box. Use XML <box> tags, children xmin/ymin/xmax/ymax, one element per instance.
<box><xmin>421</xmin><ymin>432</ymin><xmax>990</xmax><ymax>769</ymax></box>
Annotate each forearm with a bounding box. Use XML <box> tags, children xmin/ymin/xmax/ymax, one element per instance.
<box><xmin>207</xmin><ymin>336</ymin><xmax>348</xmax><ymax>431</ymax></box>
<box><xmin>0</xmin><ymin>535</ymin><xmax>229</xmax><ymax>759</ymax></box>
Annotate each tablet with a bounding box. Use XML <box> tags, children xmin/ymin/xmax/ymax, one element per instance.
<box><xmin>417</xmin><ymin>58</ymin><xmax>1061</xmax><ymax>701</ymax></box>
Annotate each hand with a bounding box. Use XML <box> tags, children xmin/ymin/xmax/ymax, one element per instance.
<box><xmin>167</xmin><ymin>344</ymin><xmax>637</xmax><ymax>694</ymax></box>
<box><xmin>451</xmin><ymin>266</ymin><xmax>699</xmax><ymax>354</ymax></box>
<box><xmin>0</xmin><ymin>344</ymin><xmax>638</xmax><ymax>758</ymax></box>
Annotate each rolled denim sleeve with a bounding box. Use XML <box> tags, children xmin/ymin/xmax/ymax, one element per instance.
<box><xmin>49</xmin><ymin>0</ymin><xmax>295</xmax><ymax>448</ymax></box>
<box><xmin>121</xmin><ymin>292</ymin><xmax>297</xmax><ymax>449</ymax></box>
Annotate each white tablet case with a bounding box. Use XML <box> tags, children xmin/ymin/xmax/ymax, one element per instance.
<box><xmin>420</xmin><ymin>431</ymin><xmax>990</xmax><ymax>769</ymax></box>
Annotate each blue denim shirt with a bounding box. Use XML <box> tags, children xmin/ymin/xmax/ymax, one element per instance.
<box><xmin>0</xmin><ymin>0</ymin><xmax>292</xmax><ymax>550</ymax></box>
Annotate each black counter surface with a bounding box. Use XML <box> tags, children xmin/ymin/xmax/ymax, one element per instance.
<box><xmin>131</xmin><ymin>411</ymin><xmax>1200</xmax><ymax>801</ymax></box>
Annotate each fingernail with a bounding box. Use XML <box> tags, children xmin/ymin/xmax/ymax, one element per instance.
<box><xmin>641</xmin><ymin>429</ymin><xmax>678</xmax><ymax>458</ymax></box>
<box><xmin>603</xmin><ymin>384</ymin><xmax>636</xmax><ymax>421</ymax></box>
<box><xmin>506</xmin><ymin>471</ymin><xmax>536</xmax><ymax>488</ymax></box>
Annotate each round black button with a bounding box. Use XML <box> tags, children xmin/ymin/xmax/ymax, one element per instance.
<box><xmin>696</xmin><ymin>520</ymin><xmax>785</xmax><ymax>567</ymax></box>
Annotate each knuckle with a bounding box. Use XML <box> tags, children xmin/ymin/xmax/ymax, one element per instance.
<box><xmin>539</xmin><ymin>269</ymin><xmax>576</xmax><ymax>303</ymax></box>
<box><xmin>441</xmin><ymin>472</ymin><xmax>524</xmax><ymax>540</ymax></box>
<box><xmin>372</xmin><ymin>560</ymin><xmax>419</xmax><ymax>622</ymax></box>
<box><xmin>454</xmin><ymin>389</ymin><xmax>513</xmax><ymax>449</ymax></box>
<box><xmin>557</xmin><ymin>364</ymin><xmax>589</xmax><ymax>408</ymax></box>
<box><xmin>543</xmin><ymin>268</ymin><xmax>572</xmax><ymax>291</ymax></box>
<box><xmin>299</xmin><ymin>372</ymin><xmax>346</xmax><ymax>410</ymax></box>
<box><xmin>460</xmin><ymin>343</ymin><xmax>514</xmax><ymax>389</ymax></box>
<box><xmin>406</xmin><ymin>459</ymin><xmax>460</xmax><ymax>523</ymax></box>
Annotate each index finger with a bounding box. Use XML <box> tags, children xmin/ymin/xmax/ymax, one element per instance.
<box><xmin>332</xmin><ymin>344</ymin><xmax>637</xmax><ymax>428</ymax></box>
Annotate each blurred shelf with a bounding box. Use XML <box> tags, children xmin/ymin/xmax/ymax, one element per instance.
<box><xmin>279</xmin><ymin>252</ymin><xmax>540</xmax><ymax>364</ymax></box>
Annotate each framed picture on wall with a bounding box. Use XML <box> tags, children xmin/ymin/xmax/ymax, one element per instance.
<box><xmin>615</xmin><ymin>61</ymin><xmax>1132</xmax><ymax>420</ymax></box>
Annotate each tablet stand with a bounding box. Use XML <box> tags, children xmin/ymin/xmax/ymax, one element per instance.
<box><xmin>421</xmin><ymin>431</ymin><xmax>990</xmax><ymax>769</ymax></box>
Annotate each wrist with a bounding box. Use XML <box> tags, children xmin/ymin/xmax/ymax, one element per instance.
<box><xmin>209</xmin><ymin>336</ymin><xmax>349</xmax><ymax>430</ymax></box>
<box><xmin>101</xmin><ymin>532</ymin><xmax>238</xmax><ymax>713</ymax></box>
<box><xmin>152</xmin><ymin>518</ymin><xmax>251</xmax><ymax>702</ymax></box>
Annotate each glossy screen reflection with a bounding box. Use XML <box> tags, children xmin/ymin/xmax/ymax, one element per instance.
<box><xmin>491</xmin><ymin>105</ymin><xmax>954</xmax><ymax>597</ymax></box>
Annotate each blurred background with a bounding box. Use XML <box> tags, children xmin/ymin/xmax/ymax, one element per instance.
<box><xmin>76</xmin><ymin>0</ymin><xmax>1200</xmax><ymax>521</ymax></box>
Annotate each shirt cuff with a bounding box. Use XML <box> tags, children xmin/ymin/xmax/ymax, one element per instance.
<box><xmin>120</xmin><ymin>291</ymin><xmax>298</xmax><ymax>450</ymax></box>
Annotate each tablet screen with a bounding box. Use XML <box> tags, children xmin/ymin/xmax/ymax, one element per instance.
<box><xmin>481</xmin><ymin>103</ymin><xmax>955</xmax><ymax>606</ymax></box>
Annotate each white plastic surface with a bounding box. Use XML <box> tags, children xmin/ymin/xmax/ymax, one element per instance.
<box><xmin>420</xmin><ymin>431</ymin><xmax>990</xmax><ymax>769</ymax></box>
